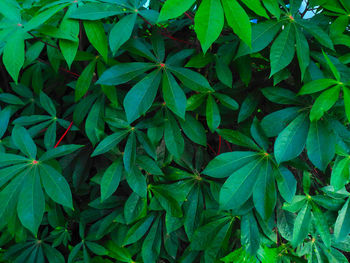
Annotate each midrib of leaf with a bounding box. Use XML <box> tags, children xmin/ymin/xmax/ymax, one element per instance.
<box><xmin>205</xmin><ymin>152</ymin><xmax>259</xmax><ymax>174</ymax></box>
<box><xmin>204</xmin><ymin>0</ymin><xmax>216</xmax><ymax>47</ymax></box>
<box><xmin>253</xmin><ymin>22</ymin><xmax>280</xmax><ymax>43</ymax></box>
<box><xmin>279</xmin><ymin>113</ymin><xmax>307</xmax><ymax>162</ymax></box>
<box><xmin>41</xmin><ymin>164</ymin><xmax>70</xmax><ymax>205</ymax></box>
<box><xmin>271</xmin><ymin>24</ymin><xmax>292</xmax><ymax>70</ymax></box>
<box><xmin>225</xmin><ymin>157</ymin><xmax>264</xmax><ymax>201</ymax></box>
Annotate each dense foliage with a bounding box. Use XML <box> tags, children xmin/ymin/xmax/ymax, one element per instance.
<box><xmin>0</xmin><ymin>0</ymin><xmax>350</xmax><ymax>262</ymax></box>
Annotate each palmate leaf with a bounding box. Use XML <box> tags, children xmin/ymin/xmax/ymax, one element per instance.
<box><xmin>291</xmin><ymin>202</ymin><xmax>311</xmax><ymax>248</ymax></box>
<box><xmin>306</xmin><ymin>120</ymin><xmax>335</xmax><ymax>171</ymax></box>
<box><xmin>162</xmin><ymin>70</ymin><xmax>186</xmax><ymax>119</ymax></box>
<box><xmin>17</xmin><ymin>167</ymin><xmax>44</xmax><ymax>235</ymax></box>
<box><xmin>219</xmin><ymin>157</ymin><xmax>263</xmax><ymax>210</ymax></box>
<box><xmin>274</xmin><ymin>113</ymin><xmax>309</xmax><ymax>164</ymax></box>
<box><xmin>253</xmin><ymin>159</ymin><xmax>276</xmax><ymax>220</ymax></box>
<box><xmin>100</xmin><ymin>158</ymin><xmax>123</xmax><ymax>202</ymax></box>
<box><xmin>269</xmin><ymin>23</ymin><xmax>295</xmax><ymax>76</ymax></box>
<box><xmin>222</xmin><ymin>0</ymin><xmax>251</xmax><ymax>47</ymax></box>
<box><xmin>158</xmin><ymin>0</ymin><xmax>196</xmax><ymax>21</ymax></box>
<box><xmin>3</xmin><ymin>30</ymin><xmax>25</xmax><ymax>84</ymax></box>
<box><xmin>39</xmin><ymin>164</ymin><xmax>73</xmax><ymax>209</ymax></box>
<box><xmin>69</xmin><ymin>3</ymin><xmax>125</xmax><ymax>20</ymax></box>
<box><xmin>194</xmin><ymin>0</ymin><xmax>224</xmax><ymax>53</ymax></box>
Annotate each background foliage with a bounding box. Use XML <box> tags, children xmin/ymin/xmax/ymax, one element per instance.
<box><xmin>0</xmin><ymin>0</ymin><xmax>350</xmax><ymax>262</ymax></box>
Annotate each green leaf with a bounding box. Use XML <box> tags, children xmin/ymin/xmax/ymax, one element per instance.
<box><xmin>158</xmin><ymin>0</ymin><xmax>196</xmax><ymax>21</ymax></box>
<box><xmin>274</xmin><ymin>113</ymin><xmax>309</xmax><ymax>164</ymax></box>
<box><xmin>136</xmin><ymin>155</ymin><xmax>163</xmax><ymax>175</ymax></box>
<box><xmin>236</xmin><ymin>20</ymin><xmax>281</xmax><ymax>57</ymax></box>
<box><xmin>298</xmin><ymin>78</ymin><xmax>338</xmax><ymax>95</ymax></box>
<box><xmin>298</xmin><ymin>20</ymin><xmax>334</xmax><ymax>50</ymax></box>
<box><xmin>310</xmin><ymin>85</ymin><xmax>340</xmax><ymax>121</ymax></box>
<box><xmin>253</xmin><ymin>159</ymin><xmax>276</xmax><ymax>220</ymax></box>
<box><xmin>0</xmin><ymin>106</ymin><xmax>11</xmax><ymax>139</ymax></box>
<box><xmin>294</xmin><ymin>24</ymin><xmax>310</xmax><ymax>79</ymax></box>
<box><xmin>306</xmin><ymin>120</ymin><xmax>335</xmax><ymax>171</ymax></box>
<box><xmin>91</xmin><ymin>130</ymin><xmax>129</xmax><ymax>157</ymax></box>
<box><xmin>311</xmin><ymin>202</ymin><xmax>331</xmax><ymax>248</ymax></box>
<box><xmin>238</xmin><ymin>93</ymin><xmax>259</xmax><ymax>123</ymax></box>
<box><xmin>168</xmin><ymin>66</ymin><xmax>213</xmax><ymax>92</ymax></box>
<box><xmin>191</xmin><ymin>218</ymin><xmax>228</xmax><ymax>250</ymax></box>
<box><xmin>331</xmin><ymin>157</ymin><xmax>350</xmax><ymax>190</ymax></box>
<box><xmin>84</xmin><ymin>21</ymin><xmax>108</xmax><ymax>61</ymax></box>
<box><xmin>203</xmin><ymin>151</ymin><xmax>260</xmax><ymax>178</ymax></box>
<box><xmin>334</xmin><ymin>199</ymin><xmax>350</xmax><ymax>242</ymax></box>
<box><xmin>250</xmin><ymin>117</ymin><xmax>269</xmax><ymax>150</ymax></box>
<box><xmin>292</xmin><ymin>202</ymin><xmax>311</xmax><ymax>247</ymax></box>
<box><xmin>162</xmin><ymin>71</ymin><xmax>186</xmax><ymax>119</ymax></box>
<box><xmin>343</xmin><ymin>87</ymin><xmax>350</xmax><ymax>123</ymax></box>
<box><xmin>12</xmin><ymin>126</ymin><xmax>37</xmax><ymax>159</ymax></box>
<box><xmin>185</xmin><ymin>53</ymin><xmax>213</xmax><ymax>68</ymax></box>
<box><xmin>241</xmin><ymin>0</ymin><xmax>269</xmax><ymax>18</ymax></box>
<box><xmin>85</xmin><ymin>97</ymin><xmax>104</xmax><ymax>146</ymax></box>
<box><xmin>23</xmin><ymin>4</ymin><xmax>68</xmax><ymax>31</ymax></box>
<box><xmin>123</xmin><ymin>214</ymin><xmax>155</xmax><ymax>245</ymax></box>
<box><xmin>217</xmin><ymin>129</ymin><xmax>260</xmax><ymax>151</ymax></box>
<box><xmin>152</xmin><ymin>186</ymin><xmax>183</xmax><ymax>217</ymax></box>
<box><xmin>75</xmin><ymin>60</ymin><xmax>96</xmax><ymax>101</ymax></box>
<box><xmin>142</xmin><ymin>217</ymin><xmax>161</xmax><ymax>263</ymax></box>
<box><xmin>40</xmin><ymin>91</ymin><xmax>56</xmax><ymax>116</ymax></box>
<box><xmin>39</xmin><ymin>164</ymin><xmax>73</xmax><ymax>209</ymax></box>
<box><xmin>124</xmin><ymin>70</ymin><xmax>161</xmax><ymax>124</ymax></box>
<box><xmin>85</xmin><ymin>241</ymin><xmax>108</xmax><ymax>256</ymax></box>
<box><xmin>0</xmin><ymin>0</ymin><xmax>20</xmax><ymax>20</ymax></box>
<box><xmin>194</xmin><ymin>0</ymin><xmax>224</xmax><ymax>53</ymax></box>
<box><xmin>220</xmin><ymin>158</ymin><xmax>263</xmax><ymax>210</ymax></box>
<box><xmin>179</xmin><ymin>114</ymin><xmax>207</xmax><ymax>146</ymax></box>
<box><xmin>125</xmin><ymin>166</ymin><xmax>147</xmax><ymax>198</ymax></box>
<box><xmin>109</xmin><ymin>14</ymin><xmax>137</xmax><ymax>55</ymax></box>
<box><xmin>0</xmin><ymin>153</ymin><xmax>29</xmax><ymax>168</ymax></box>
<box><xmin>276</xmin><ymin>167</ymin><xmax>297</xmax><ymax>203</ymax></box>
<box><xmin>0</xmin><ymin>163</ymin><xmax>28</xmax><ymax>189</ymax></box>
<box><xmin>3</xmin><ymin>30</ymin><xmax>25</xmax><ymax>84</ymax></box>
<box><xmin>59</xmin><ymin>6</ymin><xmax>79</xmax><ymax>69</ymax></box>
<box><xmin>222</xmin><ymin>0</ymin><xmax>251</xmax><ymax>47</ymax></box>
<box><xmin>101</xmin><ymin>159</ymin><xmax>123</xmax><ymax>202</ymax></box>
<box><xmin>39</xmin><ymin>145</ymin><xmax>84</xmax><ymax>161</ymax></box>
<box><xmin>204</xmin><ymin>222</ymin><xmax>231</xmax><ymax>261</ymax></box>
<box><xmin>215</xmin><ymin>57</ymin><xmax>232</xmax><ymax>88</ymax></box>
<box><xmin>0</xmin><ymin>170</ymin><xmax>26</xmax><ymax>223</ymax></box>
<box><xmin>262</xmin><ymin>0</ymin><xmax>280</xmax><ymax>18</ymax></box>
<box><xmin>69</xmin><ymin>3</ymin><xmax>124</xmax><ymax>20</ymax></box>
<box><xmin>206</xmin><ymin>94</ymin><xmax>221</xmax><ymax>132</ymax></box>
<box><xmin>270</xmin><ymin>23</ymin><xmax>295</xmax><ymax>76</ymax></box>
<box><xmin>44</xmin><ymin>121</ymin><xmax>56</xmax><ymax>150</ymax></box>
<box><xmin>241</xmin><ymin>211</ymin><xmax>260</xmax><ymax>255</ymax></box>
<box><xmin>123</xmin><ymin>132</ymin><xmax>136</xmax><ymax>172</ymax></box>
<box><xmin>0</xmin><ymin>93</ymin><xmax>24</xmax><ymax>105</ymax></box>
<box><xmin>214</xmin><ymin>93</ymin><xmax>239</xmax><ymax>110</ymax></box>
<box><xmin>97</xmin><ymin>62</ymin><xmax>154</xmax><ymax>86</ymax></box>
<box><xmin>124</xmin><ymin>192</ymin><xmax>147</xmax><ymax>224</ymax></box>
<box><xmin>323</xmin><ymin>50</ymin><xmax>341</xmax><ymax>81</ymax></box>
<box><xmin>164</xmin><ymin>111</ymin><xmax>184</xmax><ymax>158</ymax></box>
<box><xmin>261</xmin><ymin>87</ymin><xmax>300</xmax><ymax>105</ymax></box>
<box><xmin>17</xmin><ymin>168</ymin><xmax>44</xmax><ymax>235</ymax></box>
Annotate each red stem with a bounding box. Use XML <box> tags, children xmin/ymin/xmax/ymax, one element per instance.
<box><xmin>54</xmin><ymin>121</ymin><xmax>74</xmax><ymax>148</ymax></box>
<box><xmin>184</xmin><ymin>12</ymin><xmax>194</xmax><ymax>21</ymax></box>
<box><xmin>217</xmin><ymin>135</ymin><xmax>222</xmax><ymax>155</ymax></box>
<box><xmin>207</xmin><ymin>143</ymin><xmax>217</xmax><ymax>155</ymax></box>
<box><xmin>225</xmin><ymin>140</ymin><xmax>232</xmax><ymax>151</ymax></box>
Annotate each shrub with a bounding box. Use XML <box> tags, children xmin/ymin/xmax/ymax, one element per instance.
<box><xmin>0</xmin><ymin>0</ymin><xmax>350</xmax><ymax>262</ymax></box>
